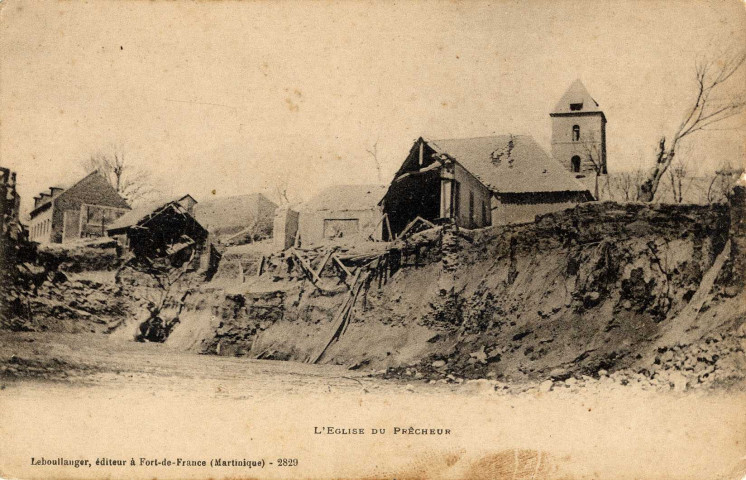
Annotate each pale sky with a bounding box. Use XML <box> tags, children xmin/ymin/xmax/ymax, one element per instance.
<box><xmin>1</xmin><ymin>0</ymin><xmax>745</xmax><ymax>211</ymax></box>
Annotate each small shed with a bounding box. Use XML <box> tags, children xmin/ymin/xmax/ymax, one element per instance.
<box><xmin>298</xmin><ymin>184</ymin><xmax>387</xmax><ymax>246</ymax></box>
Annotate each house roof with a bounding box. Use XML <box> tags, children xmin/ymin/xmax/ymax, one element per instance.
<box><xmin>301</xmin><ymin>184</ymin><xmax>387</xmax><ymax>212</ymax></box>
<box><xmin>551</xmin><ymin>79</ymin><xmax>603</xmax><ymax>115</ymax></box>
<box><xmin>193</xmin><ymin>193</ymin><xmax>277</xmax><ymax>231</ymax></box>
<box><xmin>30</xmin><ymin>170</ymin><xmax>129</xmax><ymax>218</ymax></box>
<box><xmin>426</xmin><ymin>135</ymin><xmax>591</xmax><ymax>194</ymax></box>
<box><xmin>107</xmin><ymin>194</ymin><xmax>192</xmax><ymax>232</ymax></box>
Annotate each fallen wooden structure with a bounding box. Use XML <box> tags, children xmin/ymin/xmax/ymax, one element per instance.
<box><xmin>397</xmin><ymin>215</ymin><xmax>436</xmax><ymax>240</ymax></box>
<box><xmin>307</xmin><ymin>267</ymin><xmax>367</xmax><ymax>364</ymax></box>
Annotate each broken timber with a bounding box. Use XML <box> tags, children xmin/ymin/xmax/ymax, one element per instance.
<box><xmin>237</xmin><ymin>258</ymin><xmax>245</xmax><ymax>283</ymax></box>
<box><xmin>313</xmin><ymin>248</ymin><xmax>337</xmax><ymax>278</ymax></box>
<box><xmin>290</xmin><ymin>248</ymin><xmax>323</xmax><ymax>286</ymax></box>
<box><xmin>308</xmin><ymin>267</ymin><xmax>367</xmax><ymax>364</ymax></box>
<box><xmin>256</xmin><ymin>255</ymin><xmax>265</xmax><ymax>276</ymax></box>
<box><xmin>332</xmin><ymin>253</ymin><xmax>352</xmax><ymax>278</ymax></box>
<box><xmin>366</xmin><ymin>213</ymin><xmax>394</xmax><ymax>242</ymax></box>
<box><xmin>397</xmin><ymin>216</ymin><xmax>436</xmax><ymax>240</ymax></box>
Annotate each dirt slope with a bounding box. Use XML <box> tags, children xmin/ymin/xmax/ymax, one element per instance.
<box><xmin>152</xmin><ymin>201</ymin><xmax>744</xmax><ymax>390</ymax></box>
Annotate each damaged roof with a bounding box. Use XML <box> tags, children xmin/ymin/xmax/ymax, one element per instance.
<box><xmin>426</xmin><ymin>135</ymin><xmax>591</xmax><ymax>194</ymax></box>
<box><xmin>301</xmin><ymin>184</ymin><xmax>387</xmax><ymax>212</ymax></box>
<box><xmin>107</xmin><ymin>194</ymin><xmax>195</xmax><ymax>232</ymax></box>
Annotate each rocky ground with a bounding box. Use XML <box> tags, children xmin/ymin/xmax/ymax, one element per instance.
<box><xmin>378</xmin><ymin>295</ymin><xmax>746</xmax><ymax>394</ymax></box>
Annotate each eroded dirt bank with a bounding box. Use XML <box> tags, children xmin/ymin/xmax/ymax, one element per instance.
<box><xmin>2</xmin><ymin>200</ymin><xmax>745</xmax><ymax>392</ymax></box>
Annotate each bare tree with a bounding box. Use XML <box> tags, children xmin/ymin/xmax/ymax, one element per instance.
<box><xmin>81</xmin><ymin>147</ymin><xmax>157</xmax><ymax>205</ymax></box>
<box><xmin>272</xmin><ymin>173</ymin><xmax>300</xmax><ymax>207</ymax></box>
<box><xmin>706</xmin><ymin>161</ymin><xmax>745</xmax><ymax>204</ymax></box>
<box><xmin>578</xmin><ymin>132</ymin><xmax>607</xmax><ymax>200</ymax></box>
<box><xmin>609</xmin><ymin>169</ymin><xmax>646</xmax><ymax>202</ymax></box>
<box><xmin>365</xmin><ymin>138</ymin><xmax>383</xmax><ymax>184</ymax></box>
<box><xmin>666</xmin><ymin>150</ymin><xmax>701</xmax><ymax>204</ymax></box>
<box><xmin>638</xmin><ymin>48</ymin><xmax>746</xmax><ymax>202</ymax></box>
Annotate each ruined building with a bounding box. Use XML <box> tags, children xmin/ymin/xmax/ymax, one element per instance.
<box><xmin>107</xmin><ymin>194</ymin><xmax>208</xmax><ymax>260</ymax></box>
<box><xmin>28</xmin><ymin>171</ymin><xmax>130</xmax><ymax>244</ymax></box>
<box><xmin>381</xmin><ymin>135</ymin><xmax>592</xmax><ymax>237</ymax></box>
<box><xmin>0</xmin><ymin>167</ymin><xmax>23</xmax><ymax>241</ymax></box>
<box><xmin>380</xmin><ymin>81</ymin><xmax>604</xmax><ymax>237</ymax></box>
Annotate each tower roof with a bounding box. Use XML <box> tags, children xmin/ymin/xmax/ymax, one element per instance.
<box><xmin>551</xmin><ymin>79</ymin><xmax>602</xmax><ymax>114</ymax></box>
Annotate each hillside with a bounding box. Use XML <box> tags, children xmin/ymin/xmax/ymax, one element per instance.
<box><xmin>162</xmin><ymin>200</ymin><xmax>744</xmax><ymax>391</ymax></box>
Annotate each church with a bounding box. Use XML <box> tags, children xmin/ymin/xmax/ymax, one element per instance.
<box><xmin>380</xmin><ymin>80</ymin><xmax>605</xmax><ymax>238</ymax></box>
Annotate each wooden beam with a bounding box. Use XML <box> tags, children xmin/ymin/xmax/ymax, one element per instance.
<box><xmin>367</xmin><ymin>213</ymin><xmax>387</xmax><ymax>241</ymax></box>
<box><xmin>384</xmin><ymin>214</ymin><xmax>393</xmax><ymax>241</ymax></box>
<box><xmin>309</xmin><ymin>267</ymin><xmax>365</xmax><ymax>364</ymax></box>
<box><xmin>398</xmin><ymin>215</ymin><xmax>436</xmax><ymax>240</ymax></box>
<box><xmin>398</xmin><ymin>216</ymin><xmax>421</xmax><ymax>239</ymax></box>
<box><xmin>237</xmin><ymin>258</ymin><xmax>244</xmax><ymax>283</ymax></box>
<box><xmin>332</xmin><ymin>254</ymin><xmax>352</xmax><ymax>278</ymax></box>
<box><xmin>418</xmin><ymin>216</ymin><xmax>436</xmax><ymax>228</ymax></box>
<box><xmin>291</xmin><ymin>249</ymin><xmax>323</xmax><ymax>285</ymax></box>
<box><xmin>314</xmin><ymin>248</ymin><xmax>335</xmax><ymax>278</ymax></box>
<box><xmin>256</xmin><ymin>255</ymin><xmax>265</xmax><ymax>276</ymax></box>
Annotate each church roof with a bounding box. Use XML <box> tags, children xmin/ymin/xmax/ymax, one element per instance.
<box><xmin>426</xmin><ymin>135</ymin><xmax>591</xmax><ymax>195</ymax></box>
<box><xmin>551</xmin><ymin>79</ymin><xmax>603</xmax><ymax>115</ymax></box>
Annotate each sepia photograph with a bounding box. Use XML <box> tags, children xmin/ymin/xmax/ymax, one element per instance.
<box><xmin>1</xmin><ymin>0</ymin><xmax>745</xmax><ymax>479</ymax></box>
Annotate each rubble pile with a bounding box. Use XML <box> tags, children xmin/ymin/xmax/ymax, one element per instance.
<box><xmin>36</xmin><ymin>239</ymin><xmax>121</xmax><ymax>273</ymax></box>
<box><xmin>1</xmin><ymin>240</ymin><xmax>134</xmax><ymax>333</ymax></box>
<box><xmin>379</xmin><ymin>317</ymin><xmax>745</xmax><ymax>393</ymax></box>
<box><xmin>149</xmin><ymin>198</ymin><xmax>745</xmax><ymax>393</ymax></box>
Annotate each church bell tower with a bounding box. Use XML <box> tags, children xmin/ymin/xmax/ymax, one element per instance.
<box><xmin>550</xmin><ymin>79</ymin><xmax>607</xmax><ymax>178</ymax></box>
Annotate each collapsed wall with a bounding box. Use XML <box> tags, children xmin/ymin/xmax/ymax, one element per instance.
<box><xmin>0</xmin><ymin>239</ymin><xmax>135</xmax><ymax>333</ymax></box>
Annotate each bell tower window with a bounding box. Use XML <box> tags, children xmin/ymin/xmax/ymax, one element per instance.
<box><xmin>572</xmin><ymin>125</ymin><xmax>580</xmax><ymax>141</ymax></box>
